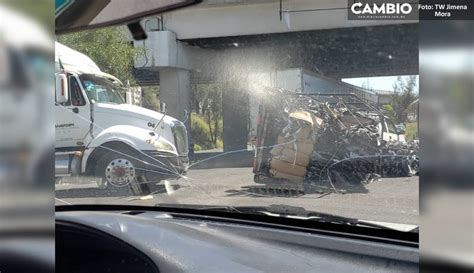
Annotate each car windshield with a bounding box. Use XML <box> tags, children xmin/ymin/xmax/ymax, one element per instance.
<box><xmin>55</xmin><ymin>2</ymin><xmax>419</xmax><ymax>232</ymax></box>
<box><xmin>80</xmin><ymin>74</ymin><xmax>124</xmax><ymax>104</ymax></box>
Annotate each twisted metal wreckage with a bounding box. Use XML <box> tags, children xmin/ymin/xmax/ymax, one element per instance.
<box><xmin>253</xmin><ymin>89</ymin><xmax>419</xmax><ymax>195</ymax></box>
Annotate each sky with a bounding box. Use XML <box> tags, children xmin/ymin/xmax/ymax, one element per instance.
<box><xmin>342</xmin><ymin>75</ymin><xmax>419</xmax><ymax>92</ymax></box>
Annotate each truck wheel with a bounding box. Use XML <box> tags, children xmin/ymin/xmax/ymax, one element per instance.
<box><xmin>95</xmin><ymin>151</ymin><xmax>150</xmax><ymax>196</ymax></box>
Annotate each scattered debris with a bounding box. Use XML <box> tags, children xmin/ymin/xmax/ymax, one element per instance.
<box><xmin>164</xmin><ymin>180</ymin><xmax>180</xmax><ymax>194</ymax></box>
<box><xmin>254</xmin><ymin>90</ymin><xmax>419</xmax><ymax>194</ymax></box>
<box><xmin>127</xmin><ymin>194</ymin><xmax>154</xmax><ymax>201</ymax></box>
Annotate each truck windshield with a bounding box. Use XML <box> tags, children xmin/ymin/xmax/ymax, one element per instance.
<box><xmin>387</xmin><ymin>121</ymin><xmax>397</xmax><ymax>134</ymax></box>
<box><xmin>80</xmin><ymin>74</ymin><xmax>124</xmax><ymax>104</ymax></box>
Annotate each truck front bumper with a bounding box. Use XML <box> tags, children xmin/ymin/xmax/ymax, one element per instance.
<box><xmin>141</xmin><ymin>150</ymin><xmax>188</xmax><ymax>181</ymax></box>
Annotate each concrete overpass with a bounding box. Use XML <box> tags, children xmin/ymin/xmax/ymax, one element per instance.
<box><xmin>135</xmin><ymin>24</ymin><xmax>418</xmax><ymax>84</ymax></box>
<box><xmin>155</xmin><ymin>0</ymin><xmax>416</xmax><ymax>39</ymax></box>
<box><xmin>131</xmin><ymin>0</ymin><xmax>418</xmax><ymax>151</ymax></box>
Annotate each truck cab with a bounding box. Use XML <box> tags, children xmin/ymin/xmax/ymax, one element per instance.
<box><xmin>379</xmin><ymin>117</ymin><xmax>406</xmax><ymax>143</ymax></box>
<box><xmin>55</xmin><ymin>42</ymin><xmax>188</xmax><ymax>195</ymax></box>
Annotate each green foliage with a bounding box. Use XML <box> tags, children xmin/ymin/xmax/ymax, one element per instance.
<box><xmin>141</xmin><ymin>86</ymin><xmax>160</xmax><ymax>112</ymax></box>
<box><xmin>193</xmin><ymin>144</ymin><xmax>202</xmax><ymax>152</ymax></box>
<box><xmin>191</xmin><ymin>113</ymin><xmax>223</xmax><ymax>150</ymax></box>
<box><xmin>191</xmin><ymin>113</ymin><xmax>213</xmax><ymax>149</ymax></box>
<box><xmin>191</xmin><ymin>84</ymin><xmax>223</xmax><ymax>145</ymax></box>
<box><xmin>390</xmin><ymin>76</ymin><xmax>418</xmax><ymax>123</ymax></box>
<box><xmin>57</xmin><ymin>26</ymin><xmax>142</xmax><ymax>84</ymax></box>
<box><xmin>405</xmin><ymin>122</ymin><xmax>418</xmax><ymax>140</ymax></box>
<box><xmin>382</xmin><ymin>104</ymin><xmax>398</xmax><ymax>123</ymax></box>
<box><xmin>215</xmin><ymin>139</ymin><xmax>223</xmax><ymax>149</ymax></box>
<box><xmin>4</xmin><ymin>0</ymin><xmax>54</xmax><ymax>30</ymax></box>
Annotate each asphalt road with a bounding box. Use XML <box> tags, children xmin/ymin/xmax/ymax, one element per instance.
<box><xmin>55</xmin><ymin>167</ymin><xmax>419</xmax><ymax>225</ymax></box>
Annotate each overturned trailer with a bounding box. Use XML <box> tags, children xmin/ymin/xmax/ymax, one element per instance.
<box><xmin>253</xmin><ymin>88</ymin><xmax>419</xmax><ymax>194</ymax></box>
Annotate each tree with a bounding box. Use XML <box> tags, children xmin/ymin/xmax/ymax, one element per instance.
<box><xmin>381</xmin><ymin>104</ymin><xmax>398</xmax><ymax>123</ymax></box>
<box><xmin>361</xmin><ymin>78</ymin><xmax>373</xmax><ymax>90</ymax></box>
<box><xmin>4</xmin><ymin>0</ymin><xmax>54</xmax><ymax>30</ymax></box>
<box><xmin>390</xmin><ymin>76</ymin><xmax>418</xmax><ymax>123</ymax></box>
<box><xmin>57</xmin><ymin>26</ymin><xmax>142</xmax><ymax>84</ymax></box>
<box><xmin>206</xmin><ymin>87</ymin><xmax>223</xmax><ymax>145</ymax></box>
<box><xmin>200</xmin><ymin>84</ymin><xmax>222</xmax><ymax>145</ymax></box>
<box><xmin>141</xmin><ymin>86</ymin><xmax>160</xmax><ymax>112</ymax></box>
<box><xmin>191</xmin><ymin>84</ymin><xmax>223</xmax><ymax>147</ymax></box>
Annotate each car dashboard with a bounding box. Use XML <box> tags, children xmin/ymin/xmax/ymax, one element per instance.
<box><xmin>56</xmin><ymin>209</ymin><xmax>418</xmax><ymax>273</ymax></box>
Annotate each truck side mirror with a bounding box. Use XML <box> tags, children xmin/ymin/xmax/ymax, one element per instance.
<box><xmin>0</xmin><ymin>47</ymin><xmax>10</xmax><ymax>86</ymax></box>
<box><xmin>55</xmin><ymin>73</ymin><xmax>69</xmax><ymax>103</ymax></box>
<box><xmin>183</xmin><ymin>109</ymin><xmax>189</xmax><ymax>123</ymax></box>
<box><xmin>160</xmin><ymin>102</ymin><xmax>167</xmax><ymax>114</ymax></box>
<box><xmin>125</xmin><ymin>90</ymin><xmax>133</xmax><ymax>105</ymax></box>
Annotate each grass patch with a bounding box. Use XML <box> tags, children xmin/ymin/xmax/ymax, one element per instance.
<box><xmin>405</xmin><ymin>122</ymin><xmax>418</xmax><ymax>140</ymax></box>
<box><xmin>191</xmin><ymin>113</ymin><xmax>223</xmax><ymax>150</ymax></box>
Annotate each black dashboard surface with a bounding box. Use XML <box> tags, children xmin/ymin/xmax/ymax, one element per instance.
<box><xmin>56</xmin><ymin>210</ymin><xmax>418</xmax><ymax>273</ymax></box>
<box><xmin>56</xmin><ymin>221</ymin><xmax>159</xmax><ymax>273</ymax></box>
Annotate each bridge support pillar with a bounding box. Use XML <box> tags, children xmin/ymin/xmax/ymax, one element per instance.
<box><xmin>222</xmin><ymin>84</ymin><xmax>249</xmax><ymax>152</ymax></box>
<box><xmin>159</xmin><ymin>68</ymin><xmax>192</xmax><ymax>130</ymax></box>
<box><xmin>135</xmin><ymin>30</ymin><xmax>193</xmax><ymax>140</ymax></box>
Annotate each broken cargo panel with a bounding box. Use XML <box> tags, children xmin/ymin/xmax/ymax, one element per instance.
<box><xmin>269</xmin><ymin>110</ymin><xmax>315</xmax><ymax>182</ymax></box>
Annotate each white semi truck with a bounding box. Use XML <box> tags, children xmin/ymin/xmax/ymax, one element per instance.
<box><xmin>55</xmin><ymin>42</ymin><xmax>189</xmax><ymax>195</ymax></box>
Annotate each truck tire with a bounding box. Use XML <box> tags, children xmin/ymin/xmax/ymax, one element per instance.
<box><xmin>95</xmin><ymin>150</ymin><xmax>151</xmax><ymax>196</ymax></box>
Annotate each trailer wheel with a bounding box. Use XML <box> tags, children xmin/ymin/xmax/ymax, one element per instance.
<box><xmin>95</xmin><ymin>151</ymin><xmax>150</xmax><ymax>196</ymax></box>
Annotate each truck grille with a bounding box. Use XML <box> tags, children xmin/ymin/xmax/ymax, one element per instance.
<box><xmin>172</xmin><ymin>122</ymin><xmax>189</xmax><ymax>156</ymax></box>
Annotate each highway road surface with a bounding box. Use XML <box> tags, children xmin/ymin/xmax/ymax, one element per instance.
<box><xmin>56</xmin><ymin>167</ymin><xmax>419</xmax><ymax>225</ymax></box>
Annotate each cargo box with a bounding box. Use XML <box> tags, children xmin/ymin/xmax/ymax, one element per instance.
<box><xmin>271</xmin><ymin>147</ymin><xmax>310</xmax><ymax>167</ymax></box>
<box><xmin>270</xmin><ymin>159</ymin><xmax>307</xmax><ymax>177</ymax></box>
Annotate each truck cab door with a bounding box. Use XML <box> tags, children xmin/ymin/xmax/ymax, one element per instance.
<box><xmin>55</xmin><ymin>75</ymin><xmax>91</xmax><ymax>148</ymax></box>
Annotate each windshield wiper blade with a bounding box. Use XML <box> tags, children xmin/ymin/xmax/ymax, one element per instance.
<box><xmin>154</xmin><ymin>204</ymin><xmax>416</xmax><ymax>231</ymax></box>
<box><xmin>256</xmin><ymin>205</ymin><xmax>414</xmax><ymax>231</ymax></box>
<box><xmin>263</xmin><ymin>204</ymin><xmax>358</xmax><ymax>223</ymax></box>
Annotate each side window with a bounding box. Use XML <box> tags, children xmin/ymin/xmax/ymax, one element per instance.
<box><xmin>70</xmin><ymin>77</ymin><xmax>86</xmax><ymax>106</ymax></box>
<box><xmin>387</xmin><ymin>121</ymin><xmax>397</xmax><ymax>134</ymax></box>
